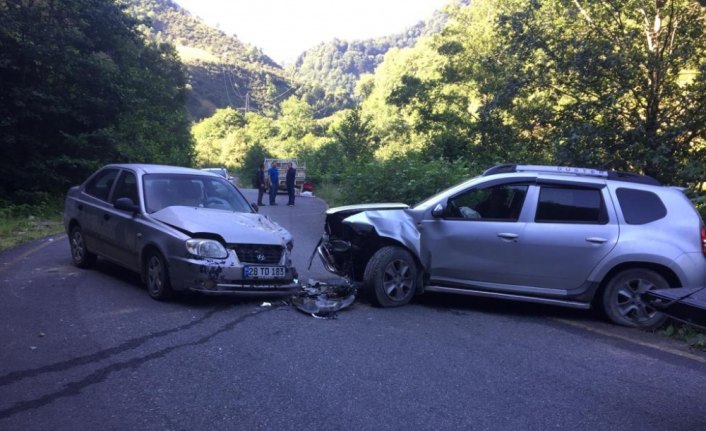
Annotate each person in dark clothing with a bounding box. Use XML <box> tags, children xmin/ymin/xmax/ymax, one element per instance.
<box><xmin>286</xmin><ymin>162</ymin><xmax>296</xmax><ymax>206</ymax></box>
<box><xmin>267</xmin><ymin>161</ymin><xmax>279</xmax><ymax>205</ymax></box>
<box><xmin>256</xmin><ymin>163</ymin><xmax>266</xmax><ymax>206</ymax></box>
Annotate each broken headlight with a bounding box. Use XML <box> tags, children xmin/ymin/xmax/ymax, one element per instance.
<box><xmin>185</xmin><ymin>238</ymin><xmax>228</xmax><ymax>259</ymax></box>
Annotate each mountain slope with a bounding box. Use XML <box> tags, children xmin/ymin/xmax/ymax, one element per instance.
<box><xmin>128</xmin><ymin>0</ymin><xmax>292</xmax><ymax>120</ymax></box>
<box><xmin>288</xmin><ymin>4</ymin><xmax>453</xmax><ymax>116</ymax></box>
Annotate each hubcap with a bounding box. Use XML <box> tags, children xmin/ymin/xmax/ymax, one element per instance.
<box><xmin>382</xmin><ymin>259</ymin><xmax>413</xmax><ymax>301</ymax></box>
<box><xmin>616</xmin><ymin>277</ymin><xmax>658</xmax><ymax>322</ymax></box>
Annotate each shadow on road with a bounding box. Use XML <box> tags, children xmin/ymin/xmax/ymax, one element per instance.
<box><xmin>413</xmin><ymin>290</ymin><xmax>605</xmax><ymax>323</ymax></box>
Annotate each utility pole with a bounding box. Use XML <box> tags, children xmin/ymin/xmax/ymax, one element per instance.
<box><xmin>245</xmin><ymin>92</ymin><xmax>250</xmax><ymax>112</ymax></box>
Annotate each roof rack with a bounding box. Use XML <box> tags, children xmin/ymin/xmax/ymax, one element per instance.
<box><xmin>482</xmin><ymin>164</ymin><xmax>661</xmax><ymax>186</ymax></box>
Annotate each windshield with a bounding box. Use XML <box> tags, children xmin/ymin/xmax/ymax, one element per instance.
<box><xmin>143</xmin><ymin>174</ymin><xmax>252</xmax><ymax>214</ymax></box>
<box><xmin>412</xmin><ymin>175</ymin><xmax>481</xmax><ymax>209</ymax></box>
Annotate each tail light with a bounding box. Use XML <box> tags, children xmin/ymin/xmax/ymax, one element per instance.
<box><xmin>702</xmin><ymin>226</ymin><xmax>706</xmax><ymax>257</ymax></box>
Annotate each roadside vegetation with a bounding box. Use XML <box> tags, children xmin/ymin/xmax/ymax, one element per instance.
<box><xmin>0</xmin><ymin>201</ymin><xmax>64</xmax><ymax>253</ymax></box>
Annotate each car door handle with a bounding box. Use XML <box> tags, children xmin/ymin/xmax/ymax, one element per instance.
<box><xmin>497</xmin><ymin>233</ymin><xmax>519</xmax><ymax>240</ymax></box>
<box><xmin>103</xmin><ymin>213</ymin><xmax>111</xmax><ymax>221</ymax></box>
<box><xmin>586</xmin><ymin>237</ymin><xmax>608</xmax><ymax>244</ymax></box>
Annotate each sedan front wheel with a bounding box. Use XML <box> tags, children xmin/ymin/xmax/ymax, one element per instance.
<box><xmin>145</xmin><ymin>251</ymin><xmax>173</xmax><ymax>301</ymax></box>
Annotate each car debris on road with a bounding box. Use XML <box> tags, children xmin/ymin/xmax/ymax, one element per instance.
<box><xmin>290</xmin><ymin>279</ymin><xmax>357</xmax><ymax>319</ymax></box>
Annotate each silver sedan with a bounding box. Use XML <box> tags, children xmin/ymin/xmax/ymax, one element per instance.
<box><xmin>64</xmin><ymin>164</ymin><xmax>299</xmax><ymax>300</ymax></box>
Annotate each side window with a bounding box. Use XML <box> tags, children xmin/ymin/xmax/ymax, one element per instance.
<box><xmin>535</xmin><ymin>186</ymin><xmax>607</xmax><ymax>224</ymax></box>
<box><xmin>84</xmin><ymin>168</ymin><xmax>119</xmax><ymax>202</ymax></box>
<box><xmin>447</xmin><ymin>184</ymin><xmax>528</xmax><ymax>221</ymax></box>
<box><xmin>616</xmin><ymin>188</ymin><xmax>667</xmax><ymax>224</ymax></box>
<box><xmin>111</xmin><ymin>171</ymin><xmax>138</xmax><ymax>206</ymax></box>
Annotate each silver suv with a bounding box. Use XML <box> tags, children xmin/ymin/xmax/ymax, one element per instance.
<box><xmin>317</xmin><ymin>165</ymin><xmax>706</xmax><ymax>328</ymax></box>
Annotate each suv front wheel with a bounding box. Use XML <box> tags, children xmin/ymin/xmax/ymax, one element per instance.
<box><xmin>364</xmin><ymin>246</ymin><xmax>417</xmax><ymax>307</ymax></box>
<box><xmin>601</xmin><ymin>268</ymin><xmax>669</xmax><ymax>329</ymax></box>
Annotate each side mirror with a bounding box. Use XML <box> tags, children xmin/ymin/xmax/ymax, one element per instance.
<box><xmin>114</xmin><ymin>197</ymin><xmax>140</xmax><ymax>213</ymax></box>
<box><xmin>431</xmin><ymin>203</ymin><xmax>446</xmax><ymax>218</ymax></box>
<box><xmin>251</xmin><ymin>203</ymin><xmax>259</xmax><ymax>213</ymax></box>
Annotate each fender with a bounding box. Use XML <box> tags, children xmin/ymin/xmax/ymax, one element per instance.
<box><xmin>342</xmin><ymin>209</ymin><xmax>422</xmax><ymax>263</ymax></box>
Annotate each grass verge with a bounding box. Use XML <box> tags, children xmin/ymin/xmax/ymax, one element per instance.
<box><xmin>0</xmin><ymin>202</ymin><xmax>64</xmax><ymax>253</ymax></box>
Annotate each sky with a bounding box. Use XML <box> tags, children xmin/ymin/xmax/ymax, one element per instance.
<box><xmin>173</xmin><ymin>0</ymin><xmax>450</xmax><ymax>65</ymax></box>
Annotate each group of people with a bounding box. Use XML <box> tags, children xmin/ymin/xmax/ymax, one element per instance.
<box><xmin>256</xmin><ymin>161</ymin><xmax>297</xmax><ymax>206</ymax></box>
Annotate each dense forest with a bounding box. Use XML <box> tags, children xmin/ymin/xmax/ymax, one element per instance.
<box><xmin>1</xmin><ymin>0</ymin><xmax>705</xmax><ymax>209</ymax></box>
<box><xmin>0</xmin><ymin>0</ymin><xmax>193</xmax><ymax>204</ymax></box>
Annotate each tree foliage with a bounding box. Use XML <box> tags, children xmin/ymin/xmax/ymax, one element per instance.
<box><xmin>441</xmin><ymin>0</ymin><xmax>706</xmax><ymax>185</ymax></box>
<box><xmin>0</xmin><ymin>0</ymin><xmax>193</xmax><ymax>202</ymax></box>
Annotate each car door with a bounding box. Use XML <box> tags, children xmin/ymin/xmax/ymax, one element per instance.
<box><xmin>79</xmin><ymin>168</ymin><xmax>120</xmax><ymax>256</ymax></box>
<box><xmin>101</xmin><ymin>169</ymin><xmax>142</xmax><ymax>271</ymax></box>
<box><xmin>514</xmin><ymin>182</ymin><xmax>619</xmax><ymax>291</ymax></box>
<box><xmin>420</xmin><ymin>182</ymin><xmax>530</xmax><ymax>288</ymax></box>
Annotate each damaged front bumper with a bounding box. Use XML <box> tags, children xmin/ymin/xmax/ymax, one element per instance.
<box><xmin>316</xmin><ymin>235</ymin><xmax>351</xmax><ymax>276</ymax></box>
<box><xmin>169</xmin><ymin>254</ymin><xmax>300</xmax><ymax>296</ymax></box>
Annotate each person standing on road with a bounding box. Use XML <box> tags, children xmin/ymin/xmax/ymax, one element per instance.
<box><xmin>256</xmin><ymin>163</ymin><xmax>266</xmax><ymax>206</ymax></box>
<box><xmin>267</xmin><ymin>161</ymin><xmax>279</xmax><ymax>205</ymax></box>
<box><xmin>286</xmin><ymin>162</ymin><xmax>296</xmax><ymax>206</ymax></box>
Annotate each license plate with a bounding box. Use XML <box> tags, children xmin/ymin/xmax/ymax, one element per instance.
<box><xmin>243</xmin><ymin>266</ymin><xmax>286</xmax><ymax>279</ymax></box>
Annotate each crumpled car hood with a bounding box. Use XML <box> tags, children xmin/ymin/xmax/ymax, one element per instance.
<box><xmin>326</xmin><ymin>203</ymin><xmax>409</xmax><ymax>217</ymax></box>
<box><xmin>151</xmin><ymin>206</ymin><xmax>292</xmax><ymax>245</ymax></box>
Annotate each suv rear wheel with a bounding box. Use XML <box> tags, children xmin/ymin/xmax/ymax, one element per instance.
<box><xmin>364</xmin><ymin>246</ymin><xmax>417</xmax><ymax>307</ymax></box>
<box><xmin>602</xmin><ymin>268</ymin><xmax>669</xmax><ymax>329</ymax></box>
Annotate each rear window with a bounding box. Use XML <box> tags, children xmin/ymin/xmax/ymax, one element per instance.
<box><xmin>84</xmin><ymin>168</ymin><xmax>119</xmax><ymax>201</ymax></box>
<box><xmin>535</xmin><ymin>186</ymin><xmax>607</xmax><ymax>224</ymax></box>
<box><xmin>616</xmin><ymin>188</ymin><xmax>667</xmax><ymax>224</ymax></box>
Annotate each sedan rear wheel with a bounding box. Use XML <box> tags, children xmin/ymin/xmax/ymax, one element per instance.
<box><xmin>602</xmin><ymin>268</ymin><xmax>669</xmax><ymax>329</ymax></box>
<box><xmin>69</xmin><ymin>225</ymin><xmax>96</xmax><ymax>268</ymax></box>
<box><xmin>145</xmin><ymin>251</ymin><xmax>173</xmax><ymax>301</ymax></box>
<box><xmin>364</xmin><ymin>246</ymin><xmax>417</xmax><ymax>307</ymax></box>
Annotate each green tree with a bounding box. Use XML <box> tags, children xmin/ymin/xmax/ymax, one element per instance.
<box><xmin>0</xmin><ymin>0</ymin><xmax>193</xmax><ymax>202</ymax></box>
<box><xmin>331</xmin><ymin>107</ymin><xmax>377</xmax><ymax>161</ymax></box>
<box><xmin>481</xmin><ymin>0</ymin><xmax>706</xmax><ymax>184</ymax></box>
<box><xmin>193</xmin><ymin>107</ymin><xmax>246</xmax><ymax>166</ymax></box>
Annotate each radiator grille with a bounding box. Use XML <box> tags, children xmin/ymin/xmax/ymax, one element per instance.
<box><xmin>231</xmin><ymin>244</ymin><xmax>283</xmax><ymax>264</ymax></box>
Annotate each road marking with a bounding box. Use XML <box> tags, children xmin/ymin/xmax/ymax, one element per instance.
<box><xmin>0</xmin><ymin>234</ymin><xmax>66</xmax><ymax>275</ymax></box>
<box><xmin>555</xmin><ymin>317</ymin><xmax>706</xmax><ymax>364</ymax></box>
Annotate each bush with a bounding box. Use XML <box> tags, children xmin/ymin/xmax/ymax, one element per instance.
<box><xmin>661</xmin><ymin>323</ymin><xmax>706</xmax><ymax>351</ymax></box>
<box><xmin>237</xmin><ymin>143</ymin><xmax>272</xmax><ymax>187</ymax></box>
<box><xmin>0</xmin><ymin>199</ymin><xmax>64</xmax><ymax>251</ymax></box>
<box><xmin>336</xmin><ymin>155</ymin><xmax>471</xmax><ymax>206</ymax></box>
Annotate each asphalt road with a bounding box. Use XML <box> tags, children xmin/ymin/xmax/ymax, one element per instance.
<box><xmin>1</xmin><ymin>189</ymin><xmax>705</xmax><ymax>430</ymax></box>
